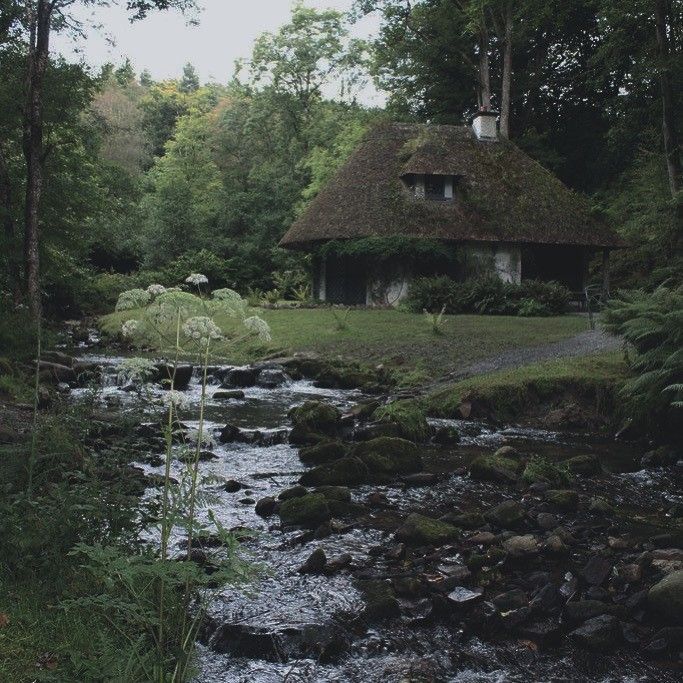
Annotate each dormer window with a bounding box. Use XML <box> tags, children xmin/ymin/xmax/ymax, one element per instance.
<box><xmin>403</xmin><ymin>173</ymin><xmax>457</xmax><ymax>201</ymax></box>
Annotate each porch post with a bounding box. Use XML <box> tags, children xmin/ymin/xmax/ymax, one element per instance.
<box><xmin>601</xmin><ymin>249</ymin><xmax>610</xmax><ymax>300</ymax></box>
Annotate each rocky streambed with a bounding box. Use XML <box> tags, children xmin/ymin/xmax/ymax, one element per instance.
<box><xmin>60</xmin><ymin>352</ymin><xmax>682</xmax><ymax>682</ymax></box>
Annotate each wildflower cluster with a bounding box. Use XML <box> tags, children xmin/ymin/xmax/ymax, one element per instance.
<box><xmin>121</xmin><ymin>319</ymin><xmax>141</xmax><ymax>339</ymax></box>
<box><xmin>162</xmin><ymin>390</ymin><xmax>188</xmax><ymax>410</ymax></box>
<box><xmin>186</xmin><ymin>273</ymin><xmax>209</xmax><ymax>286</ymax></box>
<box><xmin>147</xmin><ymin>284</ymin><xmax>167</xmax><ymax>297</ymax></box>
<box><xmin>116</xmin><ymin>357</ymin><xmax>158</xmax><ymax>384</ymax></box>
<box><xmin>243</xmin><ymin>315</ymin><xmax>272</xmax><ymax>342</ymax></box>
<box><xmin>116</xmin><ymin>288</ymin><xmax>151</xmax><ymax>311</ymax></box>
<box><xmin>183</xmin><ymin>316</ymin><xmax>222</xmax><ymax>346</ymax></box>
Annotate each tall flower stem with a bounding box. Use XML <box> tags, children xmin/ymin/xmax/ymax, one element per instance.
<box><xmin>158</xmin><ymin>309</ymin><xmax>182</xmax><ymax>665</ymax></box>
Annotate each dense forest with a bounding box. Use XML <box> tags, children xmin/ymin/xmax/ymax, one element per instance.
<box><xmin>0</xmin><ymin>0</ymin><xmax>681</xmax><ymax>320</ymax></box>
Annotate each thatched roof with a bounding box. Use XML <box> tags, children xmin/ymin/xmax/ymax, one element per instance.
<box><xmin>280</xmin><ymin>122</ymin><xmax>624</xmax><ymax>250</ymax></box>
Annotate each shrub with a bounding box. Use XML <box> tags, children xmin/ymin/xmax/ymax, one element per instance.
<box><xmin>405</xmin><ymin>276</ymin><xmax>571</xmax><ymax>317</ymax></box>
<box><xmin>405</xmin><ymin>275</ymin><xmax>459</xmax><ymax>314</ymax></box>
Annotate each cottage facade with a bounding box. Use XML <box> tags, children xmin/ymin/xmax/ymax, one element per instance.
<box><xmin>279</xmin><ymin>116</ymin><xmax>624</xmax><ymax>305</ymax></box>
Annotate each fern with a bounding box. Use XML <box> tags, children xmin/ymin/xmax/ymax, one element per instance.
<box><xmin>602</xmin><ymin>285</ymin><xmax>683</xmax><ymax>435</ymax></box>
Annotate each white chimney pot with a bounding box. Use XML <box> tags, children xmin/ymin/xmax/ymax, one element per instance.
<box><xmin>472</xmin><ymin>112</ymin><xmax>498</xmax><ymax>141</ymax></box>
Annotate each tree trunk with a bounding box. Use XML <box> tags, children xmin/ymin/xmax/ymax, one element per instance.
<box><xmin>0</xmin><ymin>145</ymin><xmax>21</xmax><ymax>305</ymax></box>
<box><xmin>478</xmin><ymin>26</ymin><xmax>491</xmax><ymax>110</ymax></box>
<box><xmin>654</xmin><ymin>0</ymin><xmax>681</xmax><ymax>198</ymax></box>
<box><xmin>22</xmin><ymin>0</ymin><xmax>51</xmax><ymax>320</ymax></box>
<box><xmin>499</xmin><ymin>2</ymin><xmax>513</xmax><ymax>139</ymax></box>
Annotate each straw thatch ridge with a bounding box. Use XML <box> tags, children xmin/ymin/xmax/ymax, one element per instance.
<box><xmin>280</xmin><ymin>122</ymin><xmax>624</xmax><ymax>249</ymax></box>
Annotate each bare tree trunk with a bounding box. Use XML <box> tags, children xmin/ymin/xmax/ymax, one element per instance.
<box><xmin>478</xmin><ymin>25</ymin><xmax>491</xmax><ymax>110</ymax></box>
<box><xmin>22</xmin><ymin>0</ymin><xmax>51</xmax><ymax>320</ymax></box>
<box><xmin>654</xmin><ymin>0</ymin><xmax>681</xmax><ymax>198</ymax></box>
<box><xmin>0</xmin><ymin>145</ymin><xmax>21</xmax><ymax>305</ymax></box>
<box><xmin>499</xmin><ymin>2</ymin><xmax>513</xmax><ymax>139</ymax></box>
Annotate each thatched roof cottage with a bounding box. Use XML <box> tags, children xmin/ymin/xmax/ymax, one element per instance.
<box><xmin>279</xmin><ymin>114</ymin><xmax>623</xmax><ymax>305</ymax></box>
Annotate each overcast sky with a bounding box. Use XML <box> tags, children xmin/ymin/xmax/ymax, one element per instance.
<box><xmin>53</xmin><ymin>0</ymin><xmax>383</xmax><ymax>103</ymax></box>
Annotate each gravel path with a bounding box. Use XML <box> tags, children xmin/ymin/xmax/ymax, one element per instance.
<box><xmin>406</xmin><ymin>325</ymin><xmax>622</xmax><ymax>397</ymax></box>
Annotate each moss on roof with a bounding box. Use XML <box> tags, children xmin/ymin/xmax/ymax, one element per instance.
<box><xmin>280</xmin><ymin>122</ymin><xmax>624</xmax><ymax>250</ymax></box>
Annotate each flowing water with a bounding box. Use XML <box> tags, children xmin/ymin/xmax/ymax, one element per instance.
<box><xmin>72</xmin><ymin>354</ymin><xmax>682</xmax><ymax>683</ymax></box>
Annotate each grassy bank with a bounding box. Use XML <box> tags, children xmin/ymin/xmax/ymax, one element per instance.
<box><xmin>423</xmin><ymin>351</ymin><xmax>628</xmax><ymax>425</ymax></box>
<box><xmin>101</xmin><ymin>307</ymin><xmax>588</xmax><ymax>381</ymax></box>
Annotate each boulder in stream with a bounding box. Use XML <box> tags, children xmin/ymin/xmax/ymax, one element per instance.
<box><xmin>279</xmin><ymin>493</ymin><xmax>331</xmax><ymax>528</ymax></box>
<box><xmin>469</xmin><ymin>454</ymin><xmax>521</xmax><ymax>484</ymax></box>
<box><xmin>299</xmin><ymin>440</ymin><xmax>347</xmax><ymax>466</ymax></box>
<box><xmin>569</xmin><ymin>614</ymin><xmax>620</xmax><ymax>650</ymax></box>
<box><xmin>647</xmin><ymin>569</ymin><xmax>683</xmax><ymax>623</ymax></box>
<box><xmin>484</xmin><ymin>500</ymin><xmax>526</xmax><ymax>529</ymax></box>
<box><xmin>395</xmin><ymin>513</ymin><xmax>460</xmax><ymax>546</ymax></box>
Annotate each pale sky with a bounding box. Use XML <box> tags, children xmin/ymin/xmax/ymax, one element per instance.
<box><xmin>53</xmin><ymin>0</ymin><xmax>384</xmax><ymax>104</ymax></box>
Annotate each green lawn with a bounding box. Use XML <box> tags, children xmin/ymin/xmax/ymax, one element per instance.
<box><xmin>102</xmin><ymin>307</ymin><xmax>588</xmax><ymax>381</ymax></box>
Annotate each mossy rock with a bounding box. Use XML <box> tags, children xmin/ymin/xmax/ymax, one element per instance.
<box><xmin>358</xmin><ymin>579</ymin><xmax>400</xmax><ymax>621</ymax></box>
<box><xmin>469</xmin><ymin>454</ymin><xmax>522</xmax><ymax>483</ymax></box>
<box><xmin>299</xmin><ymin>441</ymin><xmax>347</xmax><ymax>466</ymax></box>
<box><xmin>371</xmin><ymin>401</ymin><xmax>431</xmax><ymax>443</ymax></box>
<box><xmin>278</xmin><ymin>485</ymin><xmax>308</xmax><ymax>501</ymax></box>
<box><xmin>395</xmin><ymin>513</ymin><xmax>460</xmax><ymax>546</ymax></box>
<box><xmin>545</xmin><ymin>489</ymin><xmax>579</xmax><ymax>511</ymax></box>
<box><xmin>441</xmin><ymin>511</ymin><xmax>485</xmax><ymax>529</ymax></box>
<box><xmin>565</xmin><ymin>454</ymin><xmax>602</xmax><ymax>476</ymax></box>
<box><xmin>299</xmin><ymin>456</ymin><xmax>370</xmax><ymax>487</ymax></box>
<box><xmin>648</xmin><ymin>570</ymin><xmax>683</xmax><ymax>624</ymax></box>
<box><xmin>279</xmin><ymin>493</ymin><xmax>331</xmax><ymax>528</ymax></box>
<box><xmin>289</xmin><ymin>425</ymin><xmax>331</xmax><ymax>446</ymax></box>
<box><xmin>350</xmin><ymin>437</ymin><xmax>423</xmax><ymax>475</ymax></box>
<box><xmin>314</xmin><ymin>485</ymin><xmax>352</xmax><ymax>503</ymax></box>
<box><xmin>289</xmin><ymin>401</ymin><xmax>341</xmax><ymax>435</ymax></box>
<box><xmin>522</xmin><ymin>456</ymin><xmax>573</xmax><ymax>488</ymax></box>
<box><xmin>484</xmin><ymin>500</ymin><xmax>526</xmax><ymax>529</ymax></box>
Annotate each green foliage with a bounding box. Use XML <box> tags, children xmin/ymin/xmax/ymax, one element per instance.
<box><xmin>602</xmin><ymin>285</ymin><xmax>683</xmax><ymax>437</ymax></box>
<box><xmin>406</xmin><ymin>276</ymin><xmax>571</xmax><ymax>316</ymax></box>
<box><xmin>424</xmin><ymin>304</ymin><xmax>447</xmax><ymax>335</ymax></box>
<box><xmin>521</xmin><ymin>456</ymin><xmax>573</xmax><ymax>488</ymax></box>
<box><xmin>331</xmin><ymin>305</ymin><xmax>352</xmax><ymax>331</ymax></box>
<box><xmin>372</xmin><ymin>400</ymin><xmax>430</xmax><ymax>442</ymax></box>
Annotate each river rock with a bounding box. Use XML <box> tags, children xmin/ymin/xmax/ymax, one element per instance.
<box><xmin>447</xmin><ymin>586</ymin><xmax>483</xmax><ymax>607</ymax></box>
<box><xmin>432</xmin><ymin>426</ymin><xmax>460</xmax><ymax>445</ymax></box>
<box><xmin>647</xmin><ymin>570</ymin><xmax>683</xmax><ymax>623</ymax></box>
<box><xmin>536</xmin><ymin>512</ymin><xmax>559</xmax><ymax>530</ymax></box>
<box><xmin>278</xmin><ymin>485</ymin><xmax>308</xmax><ymax>501</ymax></box>
<box><xmin>395</xmin><ymin>513</ymin><xmax>460</xmax><ymax>546</ymax></box>
<box><xmin>468</xmin><ymin>531</ymin><xmax>497</xmax><ymax>546</ymax></box>
<box><xmin>565</xmin><ymin>600</ymin><xmax>610</xmax><ymax>623</ymax></box>
<box><xmin>213</xmin><ymin>389</ymin><xmax>245</xmax><ymax>400</ymax></box>
<box><xmin>570</xmin><ymin>614</ymin><xmax>620</xmax><ymax>650</ymax></box>
<box><xmin>299</xmin><ymin>456</ymin><xmax>370</xmax><ymax>487</ymax></box>
<box><xmin>299</xmin><ymin>441</ymin><xmax>347</xmax><ymax>466</ymax></box>
<box><xmin>299</xmin><ymin>548</ymin><xmax>327</xmax><ymax>574</ymax></box>
<box><xmin>565</xmin><ymin>454</ymin><xmax>601</xmax><ymax>476</ymax></box>
<box><xmin>350</xmin><ymin>437</ymin><xmax>423</xmax><ymax>476</ymax></box>
<box><xmin>209</xmin><ymin>621</ymin><xmax>349</xmax><ymax>663</ymax></box>
<box><xmin>493</xmin><ymin>589</ymin><xmax>528</xmax><ymax>611</ymax></box>
<box><xmin>218</xmin><ymin>423</ymin><xmax>241</xmax><ymax>443</ymax></box>
<box><xmin>325</xmin><ymin>553</ymin><xmax>353</xmax><ymax>574</ymax></box>
<box><xmin>257</xmin><ymin>367</ymin><xmax>289</xmax><ymax>388</ymax></box>
<box><xmin>588</xmin><ymin>496</ymin><xmax>614</xmax><ymax>514</ymax></box>
<box><xmin>543</xmin><ymin>535</ymin><xmax>569</xmax><ymax>555</ymax></box>
<box><xmin>544</xmin><ymin>489</ymin><xmax>579</xmax><ymax>511</ymax></box>
<box><xmin>503</xmin><ymin>534</ymin><xmax>539</xmax><ymax>558</ymax></box>
<box><xmin>359</xmin><ymin>580</ymin><xmax>400</xmax><ymax>621</ymax></box>
<box><xmin>354</xmin><ymin>421</ymin><xmax>404</xmax><ymax>441</ymax></box>
<box><xmin>255</xmin><ymin>496</ymin><xmax>277</xmax><ymax>517</ymax></box>
<box><xmin>223</xmin><ymin>366</ymin><xmax>260</xmax><ymax>387</ymax></box>
<box><xmin>618</xmin><ymin>563</ymin><xmax>643</xmax><ymax>584</ymax></box>
<box><xmin>157</xmin><ymin>363</ymin><xmax>193</xmax><ymax>390</ymax></box>
<box><xmin>581</xmin><ymin>555</ymin><xmax>613</xmax><ymax>586</ymax></box>
<box><xmin>441</xmin><ymin>512</ymin><xmax>484</xmax><ymax>529</ymax></box>
<box><xmin>289</xmin><ymin>401</ymin><xmax>341</xmax><ymax>437</ymax></box>
<box><xmin>643</xmin><ymin>626</ymin><xmax>683</xmax><ymax>654</ymax></box>
<box><xmin>484</xmin><ymin>500</ymin><xmax>526</xmax><ymax>529</ymax></box>
<box><xmin>469</xmin><ymin>454</ymin><xmax>521</xmax><ymax>484</ymax></box>
<box><xmin>641</xmin><ymin>446</ymin><xmax>679</xmax><ymax>468</ymax></box>
<box><xmin>279</xmin><ymin>493</ymin><xmax>331</xmax><ymax>529</ymax></box>
<box><xmin>403</xmin><ymin>472</ymin><xmax>438</xmax><ymax>487</ymax></box>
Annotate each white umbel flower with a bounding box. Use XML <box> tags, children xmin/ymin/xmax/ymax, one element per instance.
<box><xmin>183</xmin><ymin>316</ymin><xmax>222</xmax><ymax>345</ymax></box>
<box><xmin>116</xmin><ymin>357</ymin><xmax>157</xmax><ymax>384</ymax></box>
<box><xmin>121</xmin><ymin>319</ymin><xmax>141</xmax><ymax>338</ymax></box>
<box><xmin>146</xmin><ymin>284</ymin><xmax>167</xmax><ymax>296</ymax></box>
<box><xmin>185</xmin><ymin>273</ymin><xmax>209</xmax><ymax>286</ymax></box>
<box><xmin>162</xmin><ymin>390</ymin><xmax>188</xmax><ymax>410</ymax></box>
<box><xmin>115</xmin><ymin>288</ymin><xmax>151</xmax><ymax>311</ymax></box>
<box><xmin>243</xmin><ymin>315</ymin><xmax>271</xmax><ymax>342</ymax></box>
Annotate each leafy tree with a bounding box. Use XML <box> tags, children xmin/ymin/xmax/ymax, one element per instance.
<box><xmin>179</xmin><ymin>61</ymin><xmax>200</xmax><ymax>92</ymax></box>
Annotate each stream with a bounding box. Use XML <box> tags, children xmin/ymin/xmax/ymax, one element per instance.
<box><xmin>70</xmin><ymin>352</ymin><xmax>682</xmax><ymax>683</ymax></box>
